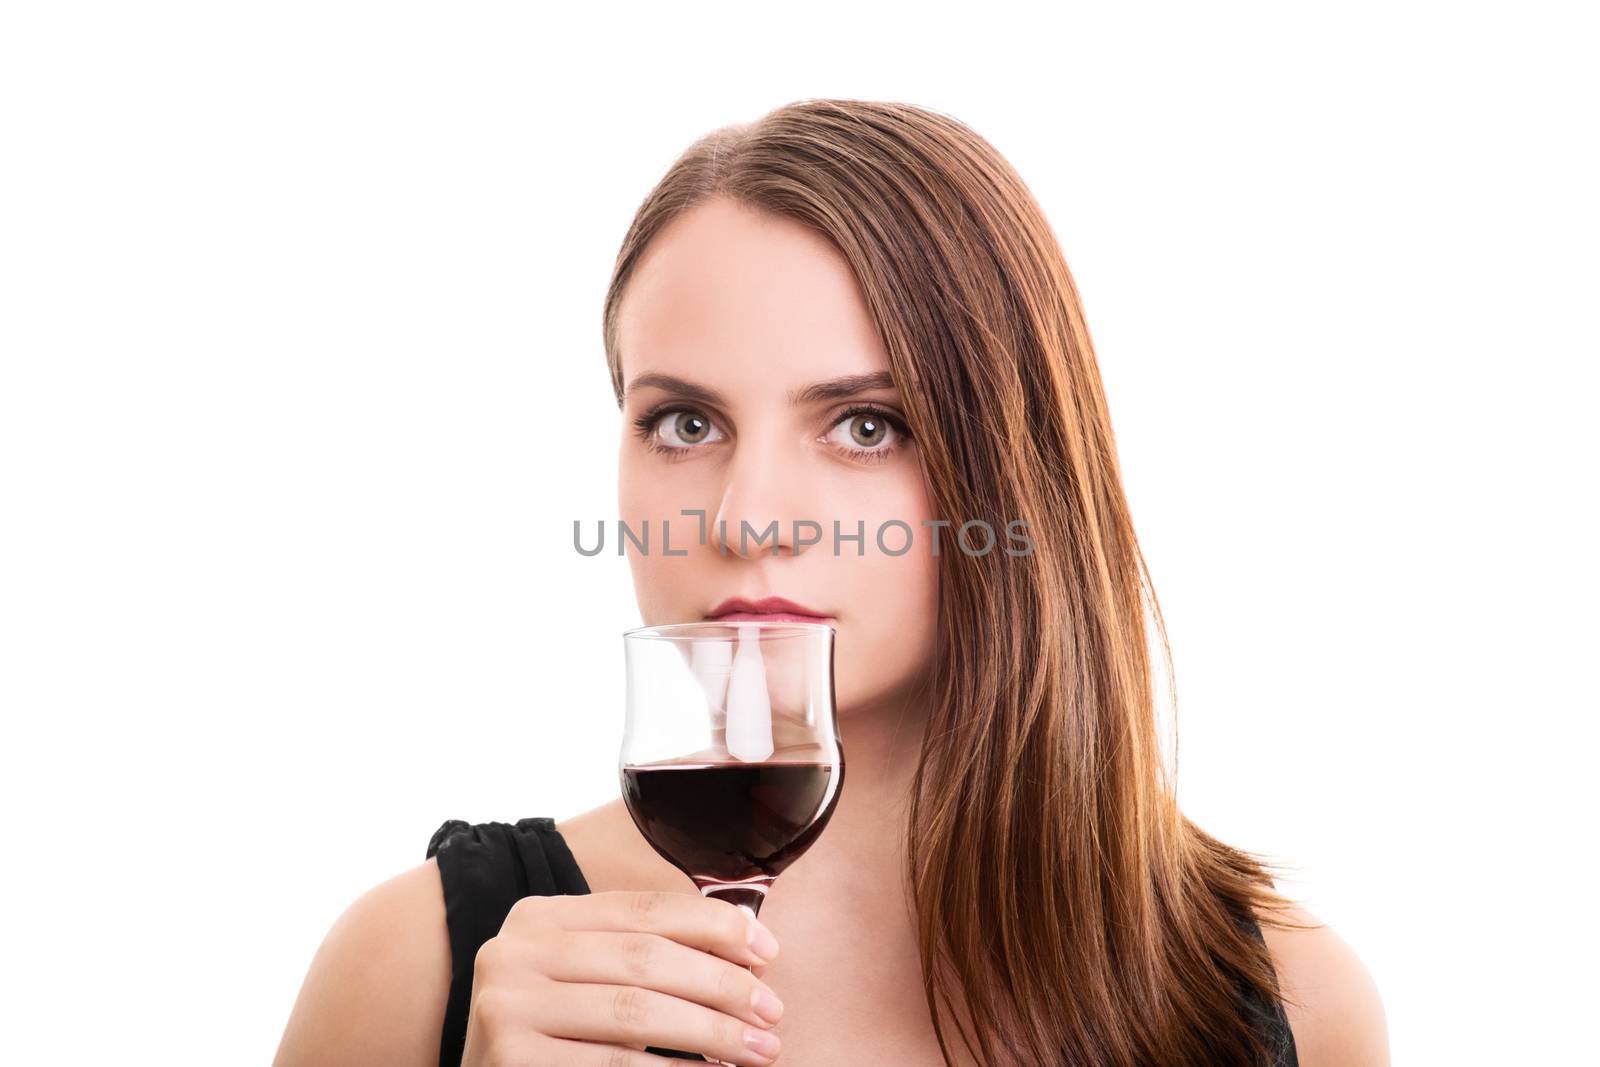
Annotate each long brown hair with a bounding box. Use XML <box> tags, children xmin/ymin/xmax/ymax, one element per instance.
<box><xmin>600</xmin><ymin>98</ymin><xmax>1314</xmax><ymax>1067</ymax></box>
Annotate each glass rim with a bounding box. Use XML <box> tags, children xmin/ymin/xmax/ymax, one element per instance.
<box><xmin>622</xmin><ymin>619</ymin><xmax>836</xmax><ymax>642</ymax></box>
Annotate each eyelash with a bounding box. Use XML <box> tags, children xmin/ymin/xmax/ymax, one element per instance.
<box><xmin>631</xmin><ymin>403</ymin><xmax>913</xmax><ymax>463</ymax></box>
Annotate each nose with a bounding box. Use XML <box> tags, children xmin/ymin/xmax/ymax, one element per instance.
<box><xmin>711</xmin><ymin>432</ymin><xmax>812</xmax><ymax>559</ymax></box>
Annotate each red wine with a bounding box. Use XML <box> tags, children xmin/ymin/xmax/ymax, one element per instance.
<box><xmin>621</xmin><ymin>761</ymin><xmax>843</xmax><ymax>887</ymax></box>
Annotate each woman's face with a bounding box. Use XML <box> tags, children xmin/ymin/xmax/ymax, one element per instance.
<box><xmin>615</xmin><ymin>196</ymin><xmax>938</xmax><ymax>718</ymax></box>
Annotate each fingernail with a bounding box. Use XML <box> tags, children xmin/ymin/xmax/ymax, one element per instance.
<box><xmin>751</xmin><ymin>985</ymin><xmax>785</xmax><ymax>1024</ymax></box>
<box><xmin>744</xmin><ymin>1026</ymin><xmax>781</xmax><ymax>1059</ymax></box>
<box><xmin>747</xmin><ymin>919</ymin><xmax>780</xmax><ymax>961</ymax></box>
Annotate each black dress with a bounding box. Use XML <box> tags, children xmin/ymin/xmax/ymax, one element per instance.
<box><xmin>426</xmin><ymin>817</ymin><xmax>1299</xmax><ymax>1067</ymax></box>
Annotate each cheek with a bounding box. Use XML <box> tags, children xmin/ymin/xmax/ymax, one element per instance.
<box><xmin>617</xmin><ymin>445</ymin><xmax>693</xmax><ymax>623</ymax></box>
<box><xmin>833</xmin><ymin>545</ymin><xmax>938</xmax><ymax>716</ymax></box>
<box><xmin>831</xmin><ymin>476</ymin><xmax>941</xmax><ymax>715</ymax></box>
<box><xmin>616</xmin><ymin>444</ymin><xmax>652</xmax><ymax>523</ymax></box>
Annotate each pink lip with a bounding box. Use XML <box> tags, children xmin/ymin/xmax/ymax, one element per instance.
<box><xmin>706</xmin><ymin>596</ymin><xmax>833</xmax><ymax>623</ymax></box>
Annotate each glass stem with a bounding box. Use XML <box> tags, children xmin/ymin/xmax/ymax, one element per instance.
<box><xmin>699</xmin><ymin>881</ymin><xmax>769</xmax><ymax>918</ymax></box>
<box><xmin>697</xmin><ymin>881</ymin><xmax>774</xmax><ymax>1065</ymax></box>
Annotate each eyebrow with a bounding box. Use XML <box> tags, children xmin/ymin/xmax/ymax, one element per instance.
<box><xmin>622</xmin><ymin>370</ymin><xmax>899</xmax><ymax>407</ymax></box>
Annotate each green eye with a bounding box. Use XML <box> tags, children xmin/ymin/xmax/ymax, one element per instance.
<box><xmin>634</xmin><ymin>406</ymin><xmax>724</xmax><ymax>453</ymax></box>
<box><xmin>824</xmin><ymin>405</ymin><xmax>910</xmax><ymax>459</ymax></box>
<box><xmin>847</xmin><ymin>414</ymin><xmax>887</xmax><ymax>447</ymax></box>
<box><xmin>667</xmin><ymin>411</ymin><xmax>712</xmax><ymax>445</ymax></box>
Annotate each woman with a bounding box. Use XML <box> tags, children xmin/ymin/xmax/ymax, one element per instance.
<box><xmin>274</xmin><ymin>99</ymin><xmax>1387</xmax><ymax>1066</ymax></box>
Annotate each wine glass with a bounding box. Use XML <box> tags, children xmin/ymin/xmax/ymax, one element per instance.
<box><xmin>620</xmin><ymin>620</ymin><xmax>845</xmax><ymax>919</ymax></box>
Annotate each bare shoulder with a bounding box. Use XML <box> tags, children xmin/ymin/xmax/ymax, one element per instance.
<box><xmin>1258</xmin><ymin>902</ymin><xmax>1389</xmax><ymax>1067</ymax></box>
<box><xmin>273</xmin><ymin>860</ymin><xmax>450</xmax><ymax>1067</ymax></box>
<box><xmin>557</xmin><ymin>796</ymin><xmax>685</xmax><ymax>894</ymax></box>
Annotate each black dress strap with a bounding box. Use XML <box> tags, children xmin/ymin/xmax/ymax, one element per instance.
<box><xmin>1237</xmin><ymin>912</ymin><xmax>1301</xmax><ymax>1067</ymax></box>
<box><xmin>426</xmin><ymin>817</ymin><xmax>707</xmax><ymax>1066</ymax></box>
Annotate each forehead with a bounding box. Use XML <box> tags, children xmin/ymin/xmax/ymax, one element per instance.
<box><xmin>615</xmin><ymin>198</ymin><xmax>892</xmax><ymax>395</ymax></box>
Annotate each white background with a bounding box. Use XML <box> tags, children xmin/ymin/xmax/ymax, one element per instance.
<box><xmin>2</xmin><ymin>3</ymin><xmax>1594</xmax><ymax>1063</ymax></box>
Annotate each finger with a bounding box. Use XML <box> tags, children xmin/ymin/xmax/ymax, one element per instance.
<box><xmin>507</xmin><ymin>890</ymin><xmax>780</xmax><ymax>967</ymax></box>
<box><xmin>535</xmin><ymin>1036</ymin><xmax>687</xmax><ymax>1065</ymax></box>
<box><xmin>536</xmin><ymin>930</ymin><xmax>784</xmax><ymax>1030</ymax></box>
<box><xmin>532</xmin><ymin>981</ymin><xmax>781</xmax><ymax>1067</ymax></box>
<box><xmin>464</xmin><ymin>989</ymin><xmax>680</xmax><ymax>1066</ymax></box>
